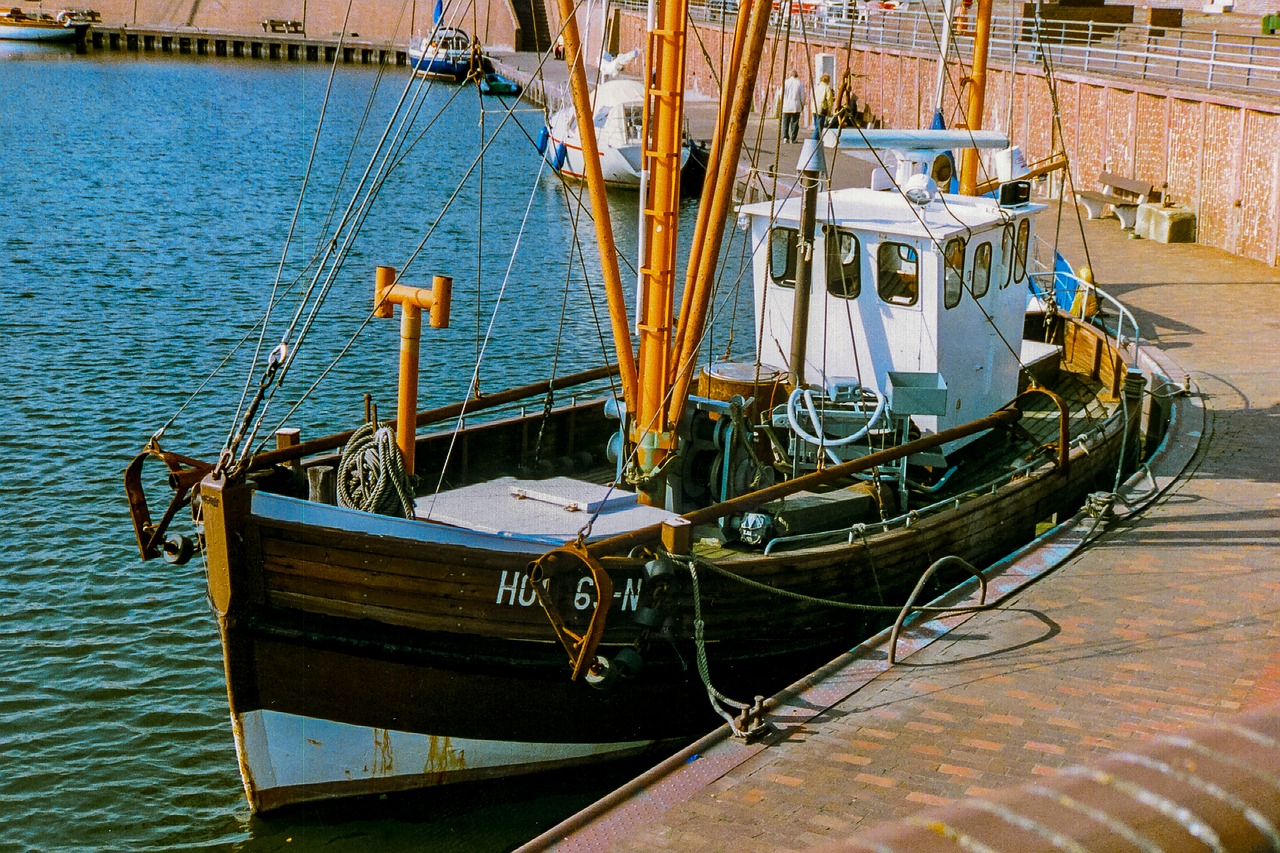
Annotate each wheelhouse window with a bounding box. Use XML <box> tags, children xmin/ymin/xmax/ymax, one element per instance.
<box><xmin>943</xmin><ymin>237</ymin><xmax>966</xmax><ymax>309</ymax></box>
<box><xmin>824</xmin><ymin>226</ymin><xmax>860</xmax><ymax>298</ymax></box>
<box><xmin>770</xmin><ymin>227</ymin><xmax>799</xmax><ymax>288</ymax></box>
<box><xmin>1014</xmin><ymin>218</ymin><xmax>1030</xmax><ymax>283</ymax></box>
<box><xmin>972</xmin><ymin>242</ymin><xmax>992</xmax><ymax>298</ymax></box>
<box><xmin>876</xmin><ymin>241</ymin><xmax>918</xmax><ymax>306</ymax></box>
<box><xmin>999</xmin><ymin>223</ymin><xmax>1014</xmax><ymax>289</ymax></box>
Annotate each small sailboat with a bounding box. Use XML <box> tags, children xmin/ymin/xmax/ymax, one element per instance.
<box><xmin>125</xmin><ymin>0</ymin><xmax>1159</xmax><ymax>815</ymax></box>
<box><xmin>0</xmin><ymin>7</ymin><xmax>87</xmax><ymax>41</ymax></box>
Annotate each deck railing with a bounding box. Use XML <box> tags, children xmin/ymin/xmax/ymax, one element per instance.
<box><xmin>611</xmin><ymin>0</ymin><xmax>1280</xmax><ymax>99</ymax></box>
<box><xmin>1030</xmin><ymin>240</ymin><xmax>1143</xmax><ymax>366</ymax></box>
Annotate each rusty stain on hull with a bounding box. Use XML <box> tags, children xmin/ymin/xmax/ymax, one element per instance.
<box><xmin>373</xmin><ymin>728</ymin><xmax>394</xmax><ymax>777</ymax></box>
<box><xmin>426</xmin><ymin>735</ymin><xmax>466</xmax><ymax>776</ymax></box>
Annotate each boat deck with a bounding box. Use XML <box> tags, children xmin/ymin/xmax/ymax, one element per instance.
<box><xmin>516</xmin><ymin>205</ymin><xmax>1280</xmax><ymax>852</ymax></box>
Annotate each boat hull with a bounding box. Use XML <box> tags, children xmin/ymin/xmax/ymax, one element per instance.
<box><xmin>409</xmin><ymin>56</ymin><xmax>471</xmax><ymax>81</ymax></box>
<box><xmin>236</xmin><ymin>708</ymin><xmax>661</xmax><ymax>812</ymax></box>
<box><xmin>547</xmin><ymin>136</ymin><xmax>692</xmax><ymax>188</ymax></box>
<box><xmin>0</xmin><ymin>22</ymin><xmax>82</xmax><ymax>41</ymax></box>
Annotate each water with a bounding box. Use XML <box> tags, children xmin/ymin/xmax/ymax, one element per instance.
<box><xmin>0</xmin><ymin>46</ymin><xmax>754</xmax><ymax>851</ymax></box>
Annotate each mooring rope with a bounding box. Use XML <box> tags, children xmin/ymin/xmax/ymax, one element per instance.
<box><xmin>687</xmin><ymin>561</ymin><xmax>752</xmax><ymax>735</ymax></box>
<box><xmin>336</xmin><ymin>421</ymin><xmax>415</xmax><ymax>518</ymax></box>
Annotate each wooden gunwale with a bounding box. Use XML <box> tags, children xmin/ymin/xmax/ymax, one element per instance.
<box><xmin>245</xmin><ymin>398</ymin><xmax>1127</xmax><ymax>646</ymax></box>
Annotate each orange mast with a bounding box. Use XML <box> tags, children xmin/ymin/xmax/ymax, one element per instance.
<box><xmin>629</xmin><ymin>0</ymin><xmax>692</xmax><ymax>500</ymax></box>
<box><xmin>665</xmin><ymin>0</ymin><xmax>772</xmax><ymax>428</ymax></box>
<box><xmin>959</xmin><ymin>0</ymin><xmax>994</xmax><ymax>195</ymax></box>
<box><xmin>552</xmin><ymin>0</ymin><xmax>638</xmax><ymax>413</ymax></box>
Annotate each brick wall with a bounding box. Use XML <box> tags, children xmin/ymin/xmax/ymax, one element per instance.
<box><xmin>616</xmin><ymin>12</ymin><xmax>1280</xmax><ymax>266</ymax></box>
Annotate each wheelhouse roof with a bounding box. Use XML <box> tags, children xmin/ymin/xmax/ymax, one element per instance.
<box><xmin>739</xmin><ymin>186</ymin><xmax>1045</xmax><ymax>242</ymax></box>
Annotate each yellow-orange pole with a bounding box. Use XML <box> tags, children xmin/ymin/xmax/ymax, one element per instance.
<box><xmin>670</xmin><ymin>0</ymin><xmax>752</xmax><ymax>366</ymax></box>
<box><xmin>398</xmin><ymin>301</ymin><xmax>422</xmax><ymax>475</ymax></box>
<box><xmin>959</xmin><ymin>0</ymin><xmax>993</xmax><ymax>195</ymax></box>
<box><xmin>552</xmin><ymin>0</ymin><xmax>638</xmax><ymax>414</ymax></box>
<box><xmin>665</xmin><ymin>0</ymin><xmax>772</xmax><ymax>427</ymax></box>
<box><xmin>375</xmin><ymin>266</ymin><xmax>452</xmax><ymax>476</ymax></box>
<box><xmin>631</xmin><ymin>0</ymin><xmax>691</xmax><ymax>492</ymax></box>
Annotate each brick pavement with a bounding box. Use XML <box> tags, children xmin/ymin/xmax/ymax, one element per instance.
<box><xmin>522</xmin><ymin>210</ymin><xmax>1280</xmax><ymax>851</ymax></box>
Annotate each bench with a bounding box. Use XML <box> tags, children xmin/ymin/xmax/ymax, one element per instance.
<box><xmin>262</xmin><ymin>19</ymin><xmax>304</xmax><ymax>34</ymax></box>
<box><xmin>1077</xmin><ymin>171</ymin><xmax>1156</xmax><ymax>229</ymax></box>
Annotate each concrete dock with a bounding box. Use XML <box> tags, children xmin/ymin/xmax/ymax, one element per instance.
<box><xmin>517</xmin><ymin>213</ymin><xmax>1280</xmax><ymax>850</ymax></box>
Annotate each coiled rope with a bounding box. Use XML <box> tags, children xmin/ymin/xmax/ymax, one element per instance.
<box><xmin>337</xmin><ymin>422</ymin><xmax>415</xmax><ymax>518</ymax></box>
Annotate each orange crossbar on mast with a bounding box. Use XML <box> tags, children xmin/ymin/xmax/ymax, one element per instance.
<box><xmin>552</xmin><ymin>0</ymin><xmax>638</xmax><ymax>414</ymax></box>
<box><xmin>630</xmin><ymin>0</ymin><xmax>692</xmax><ymax>490</ymax></box>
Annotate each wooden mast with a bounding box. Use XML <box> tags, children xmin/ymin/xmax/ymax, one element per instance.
<box><xmin>959</xmin><ymin>0</ymin><xmax>994</xmax><ymax>195</ymax></box>
<box><xmin>669</xmin><ymin>1</ymin><xmax>752</xmax><ymax>368</ymax></box>
<box><xmin>552</xmin><ymin>0</ymin><xmax>638</xmax><ymax>413</ymax></box>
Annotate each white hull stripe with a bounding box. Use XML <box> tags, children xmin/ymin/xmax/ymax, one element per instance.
<box><xmin>237</xmin><ymin>709</ymin><xmax>655</xmax><ymax>791</ymax></box>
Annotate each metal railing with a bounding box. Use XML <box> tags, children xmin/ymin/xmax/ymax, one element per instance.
<box><xmin>1030</xmin><ymin>240</ymin><xmax>1143</xmax><ymax>366</ymax></box>
<box><xmin>760</xmin><ymin>426</ymin><xmax>1116</xmax><ymax>554</ymax></box>
<box><xmin>612</xmin><ymin>0</ymin><xmax>1280</xmax><ymax>100</ymax></box>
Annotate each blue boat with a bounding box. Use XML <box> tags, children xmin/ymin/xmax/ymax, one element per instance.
<box><xmin>479</xmin><ymin>73</ymin><xmax>521</xmax><ymax>97</ymax></box>
<box><xmin>407</xmin><ymin>26</ymin><xmax>475</xmax><ymax>81</ymax></box>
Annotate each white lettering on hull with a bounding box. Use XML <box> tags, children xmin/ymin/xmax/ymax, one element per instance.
<box><xmin>495</xmin><ymin>571</ymin><xmax>642</xmax><ymax>611</ymax></box>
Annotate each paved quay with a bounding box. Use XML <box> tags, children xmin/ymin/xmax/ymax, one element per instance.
<box><xmin>517</xmin><ymin>211</ymin><xmax>1280</xmax><ymax>850</ymax></box>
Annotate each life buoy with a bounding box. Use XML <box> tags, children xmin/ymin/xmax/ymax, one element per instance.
<box><xmin>56</xmin><ymin>11</ymin><xmax>72</xmax><ymax>25</ymax></box>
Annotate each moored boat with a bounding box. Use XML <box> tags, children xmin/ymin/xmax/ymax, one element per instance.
<box><xmin>542</xmin><ymin>78</ymin><xmax>694</xmax><ymax>188</ymax></box>
<box><xmin>125</xmin><ymin>0</ymin><xmax>1157</xmax><ymax>816</ymax></box>
<box><xmin>478</xmin><ymin>72</ymin><xmax>521</xmax><ymax>97</ymax></box>
<box><xmin>407</xmin><ymin>25</ymin><xmax>477</xmax><ymax>81</ymax></box>
<box><xmin>0</xmin><ymin>7</ymin><xmax>88</xmax><ymax>41</ymax></box>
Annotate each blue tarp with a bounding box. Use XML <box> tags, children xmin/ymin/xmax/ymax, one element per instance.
<box><xmin>1051</xmin><ymin>251</ymin><xmax>1078</xmax><ymax>307</ymax></box>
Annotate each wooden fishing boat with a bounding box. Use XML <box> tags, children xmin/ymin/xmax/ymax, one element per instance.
<box><xmin>125</xmin><ymin>0</ymin><xmax>1151</xmax><ymax>815</ymax></box>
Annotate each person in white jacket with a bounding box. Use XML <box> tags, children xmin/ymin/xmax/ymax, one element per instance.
<box><xmin>780</xmin><ymin>69</ymin><xmax>804</xmax><ymax>143</ymax></box>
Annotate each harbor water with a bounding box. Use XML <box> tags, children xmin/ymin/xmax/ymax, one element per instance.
<box><xmin>0</xmin><ymin>44</ymin><xmax>749</xmax><ymax>851</ymax></box>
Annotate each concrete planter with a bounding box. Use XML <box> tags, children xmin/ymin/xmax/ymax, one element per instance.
<box><xmin>1136</xmin><ymin>203</ymin><xmax>1197</xmax><ymax>243</ymax></box>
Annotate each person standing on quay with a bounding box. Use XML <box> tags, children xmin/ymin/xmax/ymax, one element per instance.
<box><xmin>780</xmin><ymin>69</ymin><xmax>804</xmax><ymax>144</ymax></box>
<box><xmin>813</xmin><ymin>73</ymin><xmax>834</xmax><ymax>135</ymax></box>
